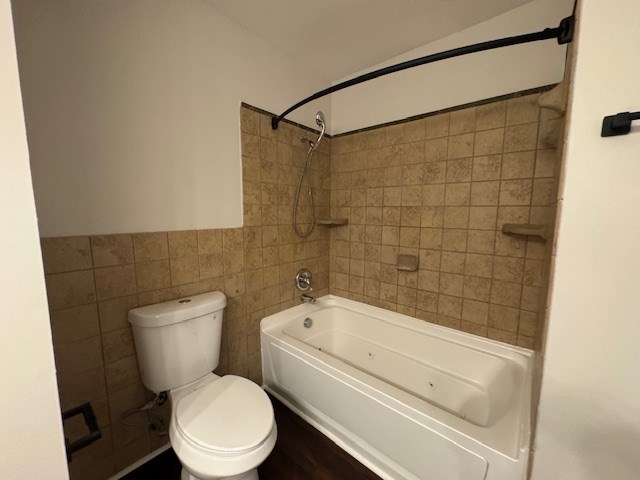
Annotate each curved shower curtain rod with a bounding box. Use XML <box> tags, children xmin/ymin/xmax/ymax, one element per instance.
<box><xmin>271</xmin><ymin>15</ymin><xmax>574</xmax><ymax>130</ymax></box>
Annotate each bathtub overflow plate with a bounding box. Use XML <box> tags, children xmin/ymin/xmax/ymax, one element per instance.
<box><xmin>303</xmin><ymin>317</ymin><xmax>313</xmax><ymax>328</ymax></box>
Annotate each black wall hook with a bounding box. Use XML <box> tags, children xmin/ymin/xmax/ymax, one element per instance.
<box><xmin>601</xmin><ymin>112</ymin><xmax>640</xmax><ymax>137</ymax></box>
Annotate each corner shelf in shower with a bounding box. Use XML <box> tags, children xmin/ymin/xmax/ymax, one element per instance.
<box><xmin>501</xmin><ymin>223</ymin><xmax>548</xmax><ymax>241</ymax></box>
<box><xmin>317</xmin><ymin>218</ymin><xmax>349</xmax><ymax>226</ymax></box>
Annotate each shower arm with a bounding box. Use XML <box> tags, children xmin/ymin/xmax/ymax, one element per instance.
<box><xmin>271</xmin><ymin>15</ymin><xmax>574</xmax><ymax>130</ymax></box>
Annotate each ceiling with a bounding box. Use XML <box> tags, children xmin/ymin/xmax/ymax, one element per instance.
<box><xmin>207</xmin><ymin>0</ymin><xmax>534</xmax><ymax>81</ymax></box>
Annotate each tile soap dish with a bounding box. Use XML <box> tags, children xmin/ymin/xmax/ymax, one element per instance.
<box><xmin>317</xmin><ymin>218</ymin><xmax>348</xmax><ymax>226</ymax></box>
<box><xmin>396</xmin><ymin>254</ymin><xmax>419</xmax><ymax>272</ymax></box>
<box><xmin>502</xmin><ymin>223</ymin><xmax>548</xmax><ymax>241</ymax></box>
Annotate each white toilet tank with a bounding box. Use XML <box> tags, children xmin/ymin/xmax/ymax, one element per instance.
<box><xmin>128</xmin><ymin>291</ymin><xmax>226</xmax><ymax>393</ymax></box>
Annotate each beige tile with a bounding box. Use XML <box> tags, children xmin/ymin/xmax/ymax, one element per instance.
<box><xmin>404</xmin><ymin>119</ymin><xmax>425</xmax><ymax>142</ymax></box>
<box><xmin>521</xmin><ymin>285</ymin><xmax>541</xmax><ymax>312</ymax></box>
<box><xmin>424</xmin><ymin>113</ymin><xmax>450</xmax><ymax>139</ymax></box>
<box><xmin>501</xmin><ymin>151</ymin><xmax>535</xmax><ymax>179</ymax></box>
<box><xmin>465</xmin><ymin>253</ymin><xmax>493</xmax><ymax>278</ymax></box>
<box><xmin>401</xmin><ymin>206</ymin><xmax>422</xmax><ymax>227</ymax></box>
<box><xmin>420</xmin><ymin>206</ymin><xmax>443</xmax><ymax>228</ymax></box>
<box><xmin>467</xmin><ymin>230</ymin><xmax>495</xmax><ymax>254</ymax></box>
<box><xmin>197</xmin><ymin>229</ymin><xmax>222</xmax><ymax>254</ymax></box>
<box><xmin>490</xmin><ymin>280</ymin><xmax>522</xmax><ymax>307</ymax></box>
<box><xmin>468</xmin><ymin>206</ymin><xmax>497</xmax><ymax>230</ymax></box>
<box><xmin>91</xmin><ymin>235</ymin><xmax>134</xmax><ymax>268</ymax></box>
<box><xmin>424</xmin><ymin>138</ymin><xmax>448</xmax><ymax>163</ymax></box>
<box><xmin>504</xmin><ymin>123</ymin><xmax>538</xmax><ymax>152</ymax></box>
<box><xmin>94</xmin><ymin>265</ymin><xmax>137</xmax><ymax>300</ymax></box>
<box><xmin>438</xmin><ymin>294</ymin><xmax>462</xmax><ymax>318</ymax></box>
<box><xmin>98</xmin><ymin>295</ymin><xmax>138</xmax><ymax>333</ymax></box>
<box><xmin>488</xmin><ymin>304</ymin><xmax>520</xmax><ymax>332</ymax></box>
<box><xmin>488</xmin><ymin>328</ymin><xmax>517</xmax><ymax>345</ymax></box>
<box><xmin>446</xmin><ymin>158</ymin><xmax>472</xmax><ymax>183</ymax></box>
<box><xmin>499</xmin><ymin>179</ymin><xmax>533</xmax><ymax>206</ymax></box>
<box><xmin>401</xmin><ymin>185</ymin><xmax>422</xmax><ymax>206</ymax></box>
<box><xmin>439</xmin><ymin>273</ymin><xmax>464</xmax><ymax>297</ymax></box>
<box><xmin>384</xmin><ymin>124</ymin><xmax>405</xmax><ymax>146</ymax></box>
<box><xmin>473</xmin><ymin>128</ymin><xmax>504</xmax><ymax>156</ymax></box>
<box><xmin>420</xmin><ymin>228</ymin><xmax>442</xmax><ymax>249</ymax></box>
<box><xmin>114</xmin><ymin>434</ymin><xmax>150</xmax><ymax>472</ymax></box>
<box><xmin>240</xmin><ymin>106</ymin><xmax>260</xmax><ymax>135</ymax></box>
<box><xmin>170</xmin><ymin>256</ymin><xmax>200</xmax><ymax>285</ymax></box>
<box><xmin>472</xmin><ymin>155</ymin><xmax>501</xmax><ymax>181</ymax></box>
<box><xmin>424</xmin><ymin>161</ymin><xmax>446</xmax><ymax>184</ymax></box>
<box><xmin>461</xmin><ymin>321</ymin><xmax>488</xmax><ymax>337</ymax></box>
<box><xmin>46</xmin><ymin>270</ymin><xmax>96</xmax><ymax>310</ymax></box>
<box><xmin>54</xmin><ymin>336</ymin><xmax>103</xmax><ymax>377</ymax></box>
<box><xmin>51</xmin><ymin>303</ymin><xmax>100</xmax><ymax>346</ymax></box>
<box><xmin>132</xmin><ymin>232</ymin><xmax>168</xmax><ymax>262</ymax></box>
<box><xmin>532</xmin><ymin>178</ymin><xmax>554</xmax><ymax>205</ymax></box>
<box><xmin>168</xmin><ymin>230</ymin><xmax>198</xmax><ymax>258</ymax></box>
<box><xmin>443</xmin><ymin>206</ymin><xmax>469</xmax><ymax>229</ymax></box>
<box><xmin>506</xmin><ymin>94</ymin><xmax>540</xmax><ymax>126</ymax></box>
<box><xmin>441</xmin><ymin>251</ymin><xmax>465</xmax><ymax>274</ymax></box>
<box><xmin>494</xmin><ymin>231</ymin><xmax>527</xmax><ymax>258</ymax></box>
<box><xmin>449</xmin><ymin>108</ymin><xmax>476</xmax><ymax>135</ymax></box>
<box><xmin>462</xmin><ymin>299</ymin><xmax>489</xmax><ymax>325</ymax></box>
<box><xmin>403</xmin><ymin>142</ymin><xmax>425</xmax><ymax>165</ymax></box>
<box><xmin>447</xmin><ymin>133</ymin><xmax>474</xmax><ymax>159</ymax></box>
<box><xmin>497</xmin><ymin>206</ymin><xmax>530</xmax><ymax>225</ymax></box>
<box><xmin>519</xmin><ymin>311</ymin><xmax>538</xmax><ymax>336</ymax></box>
<box><xmin>470</xmin><ymin>181</ymin><xmax>500</xmax><ymax>206</ymax></box>
<box><xmin>444</xmin><ymin>183</ymin><xmax>471</xmax><ymax>206</ymax></box>
<box><xmin>399</xmin><ymin>227</ymin><xmax>420</xmax><ymax>248</ymax></box>
<box><xmin>493</xmin><ymin>256</ymin><xmax>525</xmax><ymax>283</ymax></box>
<box><xmin>463</xmin><ymin>276</ymin><xmax>492</xmax><ymax>301</ymax></box>
<box><xmin>535</xmin><ymin>149</ymin><xmax>556</xmax><ymax>178</ymax></box>
<box><xmin>476</xmin><ymin>101</ymin><xmax>506</xmax><ymax>130</ymax></box>
<box><xmin>442</xmin><ymin>229</ymin><xmax>467</xmax><ymax>252</ymax></box>
<box><xmin>135</xmin><ymin>260</ymin><xmax>171</xmax><ymax>293</ymax></box>
<box><xmin>416</xmin><ymin>290</ymin><xmax>438</xmax><ymax>312</ymax></box>
<box><xmin>41</xmin><ymin>236</ymin><xmax>92</xmax><ymax>274</ymax></box>
<box><xmin>57</xmin><ymin>367</ymin><xmax>107</xmax><ymax>410</ymax></box>
<box><xmin>199</xmin><ymin>253</ymin><xmax>224</xmax><ymax>279</ymax></box>
<box><xmin>105</xmin><ymin>354</ymin><xmax>141</xmax><ymax>393</ymax></box>
<box><xmin>108</xmin><ymin>383</ymin><xmax>148</xmax><ymax>449</ymax></box>
<box><xmin>102</xmin><ymin>327</ymin><xmax>135</xmax><ymax>364</ymax></box>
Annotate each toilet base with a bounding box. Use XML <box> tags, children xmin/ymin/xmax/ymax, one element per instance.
<box><xmin>181</xmin><ymin>467</ymin><xmax>259</xmax><ymax>480</ymax></box>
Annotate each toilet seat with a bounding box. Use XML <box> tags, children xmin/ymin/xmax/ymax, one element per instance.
<box><xmin>169</xmin><ymin>374</ymin><xmax>278</xmax><ymax>480</ymax></box>
<box><xmin>175</xmin><ymin>375</ymin><xmax>274</xmax><ymax>454</ymax></box>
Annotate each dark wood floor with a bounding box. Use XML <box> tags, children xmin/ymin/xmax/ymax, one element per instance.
<box><xmin>123</xmin><ymin>395</ymin><xmax>381</xmax><ymax>480</ymax></box>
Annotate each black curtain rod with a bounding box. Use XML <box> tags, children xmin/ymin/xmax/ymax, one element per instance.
<box><xmin>272</xmin><ymin>15</ymin><xmax>574</xmax><ymax>130</ymax></box>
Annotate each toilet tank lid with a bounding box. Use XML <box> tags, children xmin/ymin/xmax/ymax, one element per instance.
<box><xmin>128</xmin><ymin>291</ymin><xmax>226</xmax><ymax>328</ymax></box>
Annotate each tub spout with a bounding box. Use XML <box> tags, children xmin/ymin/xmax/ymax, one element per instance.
<box><xmin>301</xmin><ymin>293</ymin><xmax>316</xmax><ymax>304</ymax></box>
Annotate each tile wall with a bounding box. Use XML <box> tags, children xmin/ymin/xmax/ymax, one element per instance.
<box><xmin>41</xmin><ymin>106</ymin><xmax>330</xmax><ymax>479</ymax></box>
<box><xmin>328</xmin><ymin>93</ymin><xmax>562</xmax><ymax>348</ymax></box>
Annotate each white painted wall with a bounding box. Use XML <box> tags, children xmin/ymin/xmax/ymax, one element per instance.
<box><xmin>13</xmin><ymin>0</ymin><xmax>331</xmax><ymax>237</ymax></box>
<box><xmin>0</xmin><ymin>1</ymin><xmax>68</xmax><ymax>477</ymax></box>
<box><xmin>531</xmin><ymin>1</ymin><xmax>640</xmax><ymax>479</ymax></box>
<box><xmin>330</xmin><ymin>0</ymin><xmax>573</xmax><ymax>134</ymax></box>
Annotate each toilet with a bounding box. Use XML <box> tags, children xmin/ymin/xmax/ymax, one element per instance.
<box><xmin>128</xmin><ymin>291</ymin><xmax>277</xmax><ymax>480</ymax></box>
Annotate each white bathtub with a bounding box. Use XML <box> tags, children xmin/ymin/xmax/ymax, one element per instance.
<box><xmin>260</xmin><ymin>295</ymin><xmax>533</xmax><ymax>480</ymax></box>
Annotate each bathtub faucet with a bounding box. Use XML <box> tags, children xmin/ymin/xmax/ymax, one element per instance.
<box><xmin>301</xmin><ymin>293</ymin><xmax>316</xmax><ymax>304</ymax></box>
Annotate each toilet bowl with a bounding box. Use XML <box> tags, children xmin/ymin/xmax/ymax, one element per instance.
<box><xmin>169</xmin><ymin>374</ymin><xmax>277</xmax><ymax>480</ymax></box>
<box><xmin>128</xmin><ymin>291</ymin><xmax>276</xmax><ymax>480</ymax></box>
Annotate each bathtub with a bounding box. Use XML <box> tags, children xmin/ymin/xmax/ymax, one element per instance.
<box><xmin>260</xmin><ymin>295</ymin><xmax>533</xmax><ymax>480</ymax></box>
